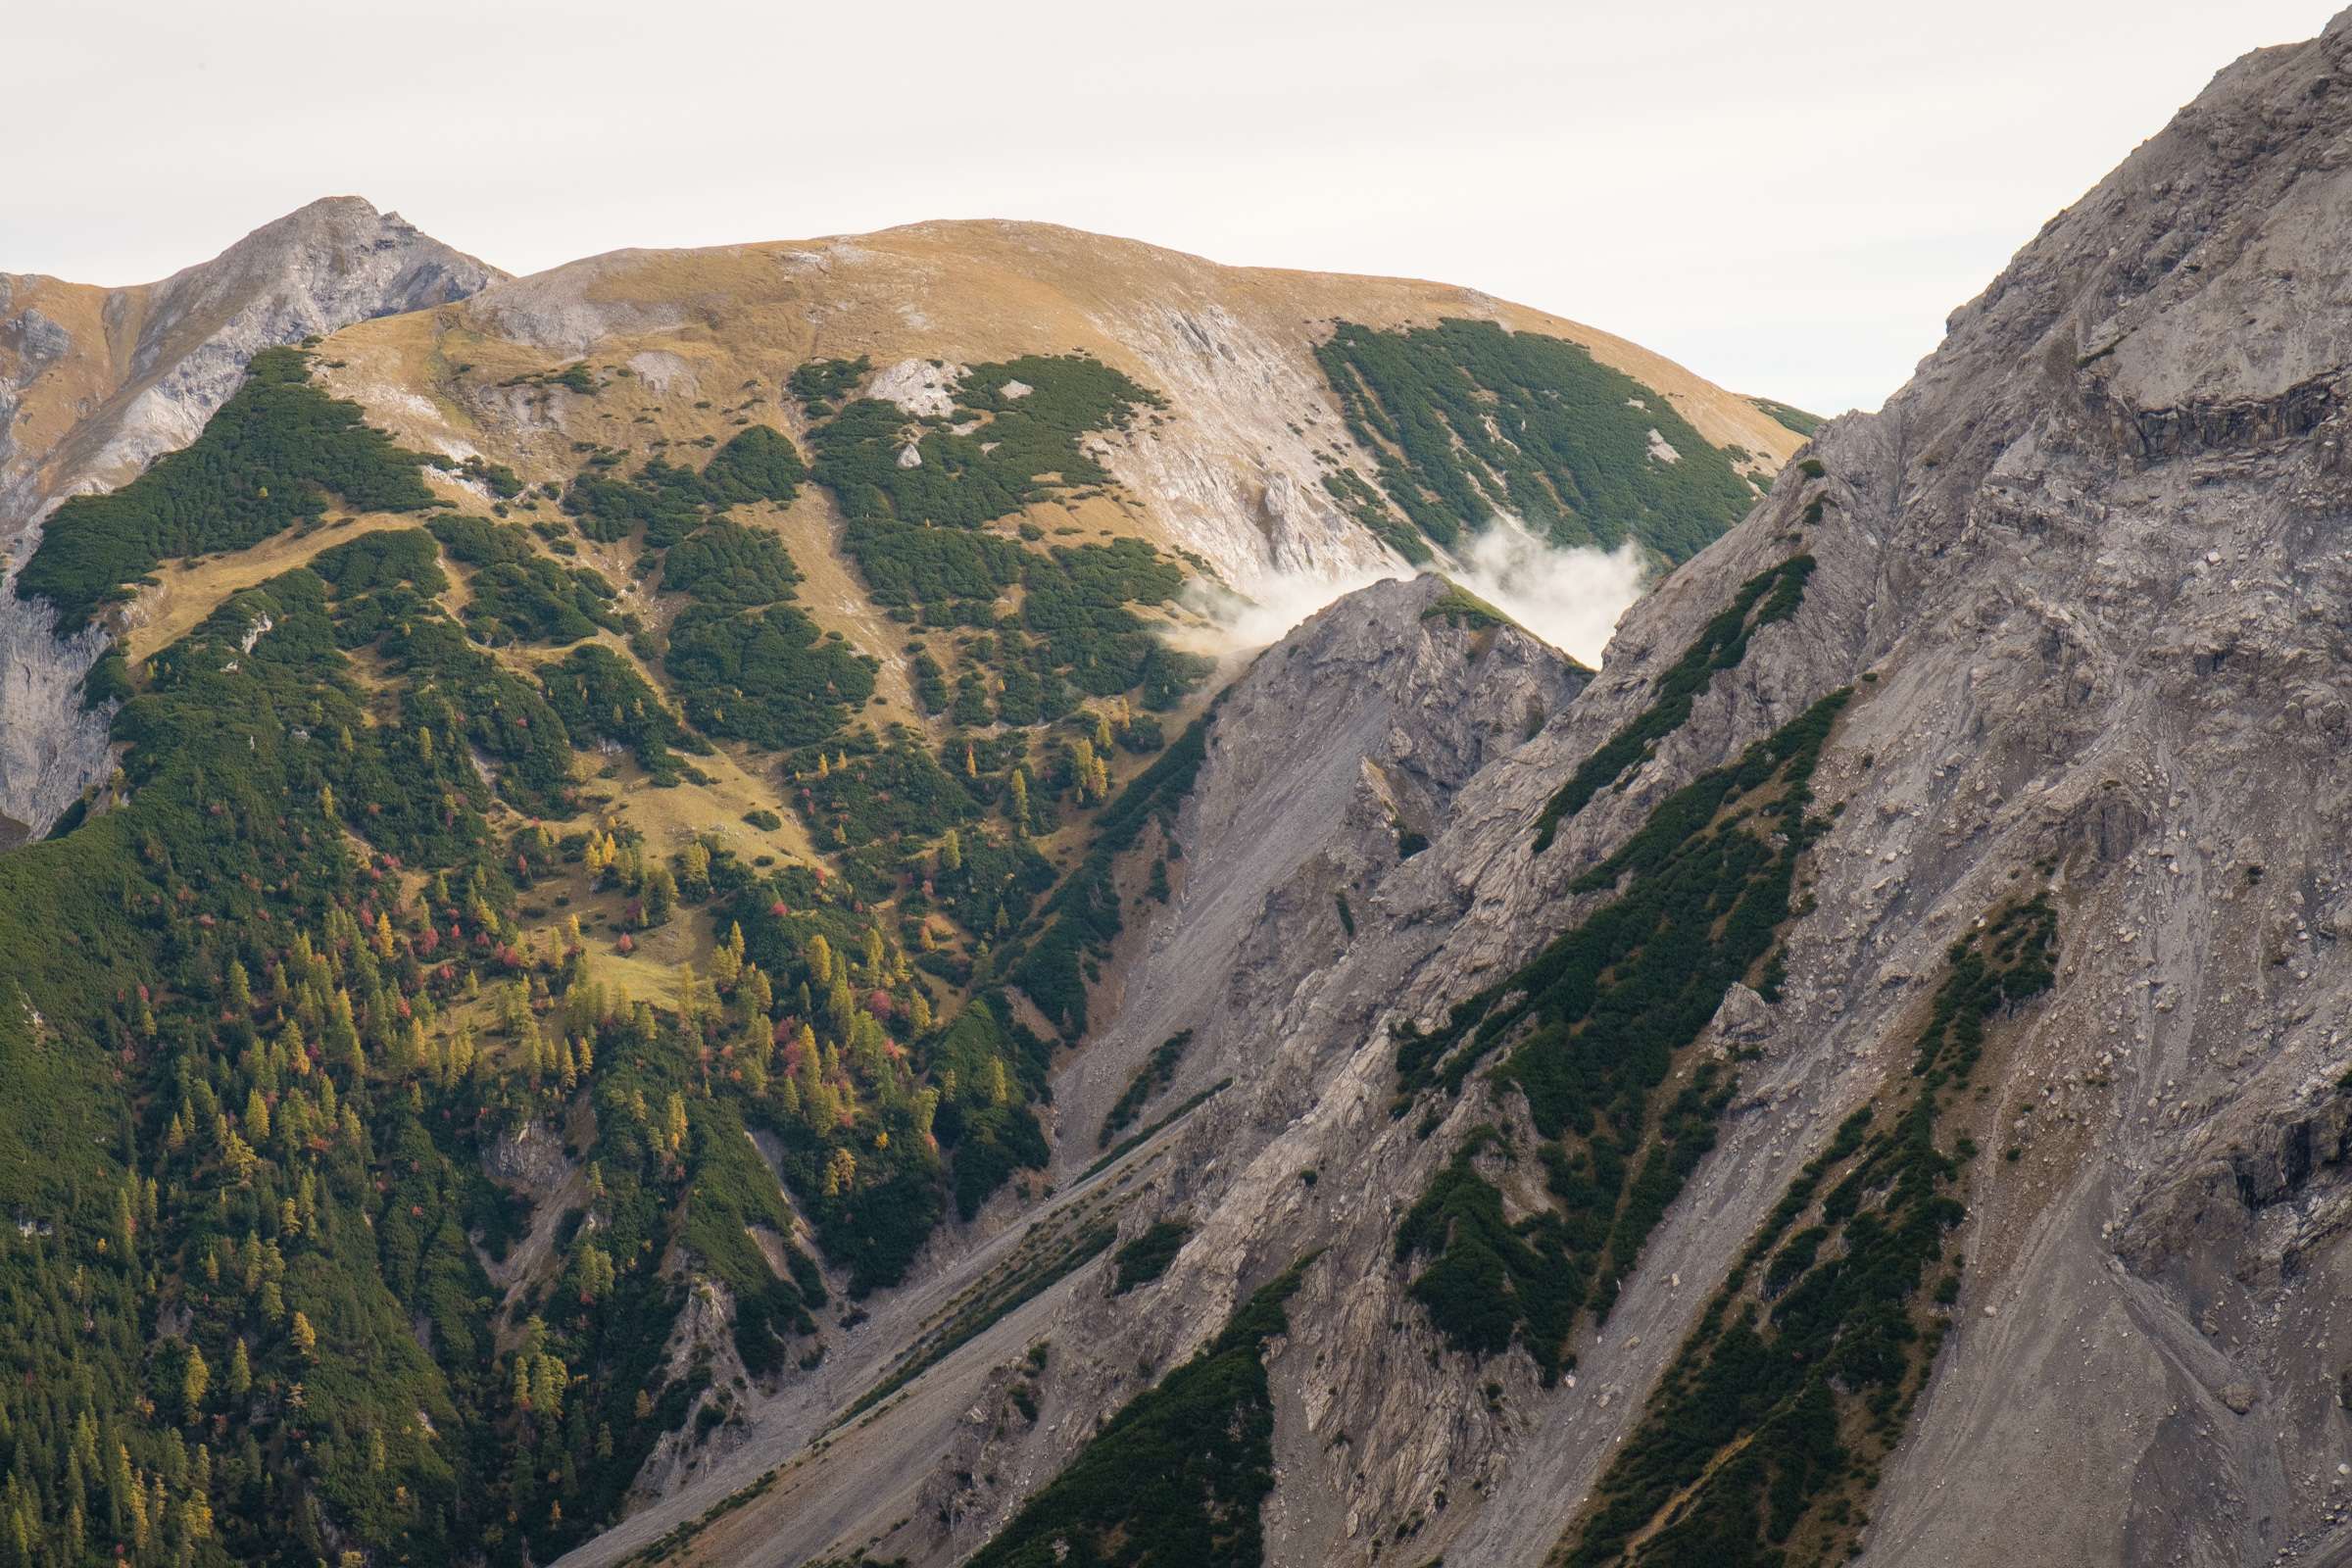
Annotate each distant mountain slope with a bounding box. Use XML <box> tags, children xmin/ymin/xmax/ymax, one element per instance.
<box><xmin>314</xmin><ymin>216</ymin><xmax>1800</xmax><ymax>588</ymax></box>
<box><xmin>1</xmin><ymin>211</ymin><xmax>1799</xmax><ymax>852</ymax></box>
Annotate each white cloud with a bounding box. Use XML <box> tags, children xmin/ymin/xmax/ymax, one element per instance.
<box><xmin>1453</xmin><ymin>523</ymin><xmax>1648</xmax><ymax>667</ymax></box>
<box><xmin>1173</xmin><ymin>564</ymin><xmax>1405</xmax><ymax>658</ymax></box>
<box><xmin>1171</xmin><ymin>515</ymin><xmax>1651</xmax><ymax>668</ymax></box>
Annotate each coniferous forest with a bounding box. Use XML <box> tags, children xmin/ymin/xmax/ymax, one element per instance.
<box><xmin>0</xmin><ymin>346</ymin><xmax>1226</xmax><ymax>1565</ymax></box>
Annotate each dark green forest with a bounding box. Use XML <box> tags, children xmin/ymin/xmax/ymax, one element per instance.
<box><xmin>1313</xmin><ymin>319</ymin><xmax>1760</xmax><ymax>562</ymax></box>
<box><xmin>18</xmin><ymin>348</ymin><xmax>440</xmax><ymax>630</ymax></box>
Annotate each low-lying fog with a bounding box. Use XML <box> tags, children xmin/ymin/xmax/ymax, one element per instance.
<box><xmin>1172</xmin><ymin>516</ymin><xmax>1650</xmax><ymax>668</ymax></box>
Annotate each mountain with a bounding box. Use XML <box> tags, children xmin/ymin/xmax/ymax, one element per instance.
<box><xmin>0</xmin><ymin>211</ymin><xmax>1800</xmax><ymax>851</ymax></box>
<box><xmin>12</xmin><ymin>3</ymin><xmax>2352</xmax><ymax>1556</ymax></box>
<box><xmin>316</xmin><ymin>216</ymin><xmax>1802</xmax><ymax>583</ymax></box>
<box><xmin>10</xmin><ymin>0</ymin><xmax>2351</xmax><ymax>1549</ymax></box>
<box><xmin>570</xmin><ymin>13</ymin><xmax>2352</xmax><ymax>1568</ymax></box>
<box><xmin>0</xmin><ymin>196</ymin><xmax>1807</xmax><ymax>1568</ymax></box>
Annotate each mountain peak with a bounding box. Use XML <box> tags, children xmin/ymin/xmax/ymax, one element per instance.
<box><xmin>159</xmin><ymin>193</ymin><xmax>502</xmax><ymax>314</ymax></box>
<box><xmin>218</xmin><ymin>194</ymin><xmax>420</xmax><ymax>260</ymax></box>
<box><xmin>1</xmin><ymin>197</ymin><xmax>501</xmax><ymax>532</ymax></box>
<box><xmin>0</xmin><ymin>197</ymin><xmax>502</xmax><ymax>837</ymax></box>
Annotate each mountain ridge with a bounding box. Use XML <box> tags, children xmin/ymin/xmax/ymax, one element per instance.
<box><xmin>312</xmin><ymin>213</ymin><xmax>1803</xmax><ymax>595</ymax></box>
<box><xmin>2</xmin><ymin>203</ymin><xmax>1802</xmax><ymax>850</ymax></box>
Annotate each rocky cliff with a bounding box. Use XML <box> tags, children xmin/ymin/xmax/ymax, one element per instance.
<box><xmin>0</xmin><ymin>197</ymin><xmax>500</xmax><ymax>843</ymax></box>
<box><xmin>564</xmin><ymin>13</ymin><xmax>2352</xmax><ymax>1568</ymax></box>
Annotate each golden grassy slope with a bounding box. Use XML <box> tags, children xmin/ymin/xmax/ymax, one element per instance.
<box><xmin>0</xmin><ymin>272</ymin><xmax>169</xmax><ymax>505</ymax></box>
<box><xmin>76</xmin><ymin>219</ymin><xmax>1804</xmax><ymax>907</ymax></box>
<box><xmin>319</xmin><ymin>218</ymin><xmax>1801</xmax><ymax>476</ymax></box>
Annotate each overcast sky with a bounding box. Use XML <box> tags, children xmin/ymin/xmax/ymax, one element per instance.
<box><xmin>12</xmin><ymin>0</ymin><xmax>2339</xmax><ymax>414</ymax></box>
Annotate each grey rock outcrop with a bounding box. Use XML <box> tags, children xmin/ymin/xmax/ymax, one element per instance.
<box><xmin>0</xmin><ymin>596</ymin><xmax>112</xmax><ymax>851</ymax></box>
<box><xmin>0</xmin><ymin>197</ymin><xmax>499</xmax><ymax>842</ymax></box>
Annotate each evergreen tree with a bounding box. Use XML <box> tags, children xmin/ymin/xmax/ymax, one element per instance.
<box><xmin>180</xmin><ymin>1345</ymin><xmax>210</xmax><ymax>1424</ymax></box>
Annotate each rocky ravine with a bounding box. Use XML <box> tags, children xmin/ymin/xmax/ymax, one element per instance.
<box><xmin>0</xmin><ymin>197</ymin><xmax>499</xmax><ymax>844</ymax></box>
<box><xmin>572</xmin><ymin>14</ymin><xmax>2352</xmax><ymax>1568</ymax></box>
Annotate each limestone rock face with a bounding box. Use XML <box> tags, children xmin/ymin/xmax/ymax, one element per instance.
<box><xmin>866</xmin><ymin>357</ymin><xmax>963</xmax><ymax>416</ymax></box>
<box><xmin>552</xmin><ymin>14</ymin><xmax>2352</xmax><ymax>1568</ymax></box>
<box><xmin>0</xmin><ymin>197</ymin><xmax>499</xmax><ymax>841</ymax></box>
<box><xmin>0</xmin><ymin>602</ymin><xmax>110</xmax><ymax>851</ymax></box>
<box><xmin>484</xmin><ymin>1121</ymin><xmax>572</xmax><ymax>1191</ymax></box>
